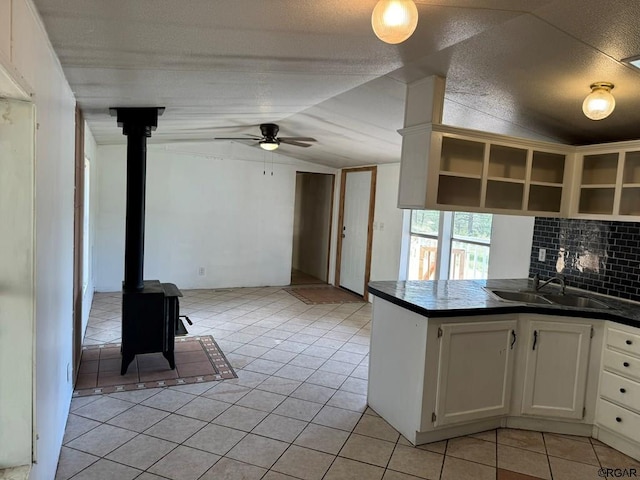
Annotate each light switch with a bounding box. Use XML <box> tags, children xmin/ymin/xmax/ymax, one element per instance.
<box><xmin>538</xmin><ymin>248</ymin><xmax>546</xmax><ymax>262</ymax></box>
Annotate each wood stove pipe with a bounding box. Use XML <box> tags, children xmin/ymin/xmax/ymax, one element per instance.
<box><xmin>110</xmin><ymin>107</ymin><xmax>164</xmax><ymax>292</ymax></box>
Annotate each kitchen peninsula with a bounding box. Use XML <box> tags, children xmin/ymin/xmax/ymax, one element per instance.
<box><xmin>367</xmin><ymin>279</ymin><xmax>640</xmax><ymax>461</ymax></box>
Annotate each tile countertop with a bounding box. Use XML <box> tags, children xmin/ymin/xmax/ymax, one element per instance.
<box><xmin>368</xmin><ymin>278</ymin><xmax>640</xmax><ymax>329</ymax></box>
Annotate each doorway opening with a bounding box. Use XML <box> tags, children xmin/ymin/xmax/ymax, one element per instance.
<box><xmin>291</xmin><ymin>172</ymin><xmax>335</xmax><ymax>285</ymax></box>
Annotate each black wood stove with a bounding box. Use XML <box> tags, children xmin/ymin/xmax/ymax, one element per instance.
<box><xmin>110</xmin><ymin>107</ymin><xmax>184</xmax><ymax>375</ymax></box>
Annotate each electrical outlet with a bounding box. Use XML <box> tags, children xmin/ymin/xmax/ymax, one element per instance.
<box><xmin>538</xmin><ymin>248</ymin><xmax>546</xmax><ymax>262</ymax></box>
<box><xmin>198</xmin><ymin>267</ymin><xmax>206</xmax><ymax>276</ymax></box>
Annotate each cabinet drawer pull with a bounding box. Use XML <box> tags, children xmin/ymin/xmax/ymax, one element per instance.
<box><xmin>626</xmin><ymin>339</ymin><xmax>633</xmax><ymax>345</ymax></box>
<box><xmin>624</xmin><ymin>362</ymin><xmax>630</xmax><ymax>367</ymax></box>
<box><xmin>616</xmin><ymin>417</ymin><xmax>622</xmax><ymax>423</ymax></box>
<box><xmin>620</xmin><ymin>388</ymin><xmax>627</xmax><ymax>393</ymax></box>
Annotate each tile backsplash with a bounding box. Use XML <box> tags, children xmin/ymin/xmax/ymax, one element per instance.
<box><xmin>529</xmin><ymin>217</ymin><xmax>640</xmax><ymax>302</ymax></box>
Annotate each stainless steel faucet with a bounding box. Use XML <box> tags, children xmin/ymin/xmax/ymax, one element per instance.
<box><xmin>533</xmin><ymin>274</ymin><xmax>566</xmax><ymax>294</ymax></box>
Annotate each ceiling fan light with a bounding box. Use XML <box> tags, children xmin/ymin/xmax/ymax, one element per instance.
<box><xmin>582</xmin><ymin>82</ymin><xmax>615</xmax><ymax>121</ymax></box>
<box><xmin>371</xmin><ymin>0</ymin><xmax>418</xmax><ymax>44</ymax></box>
<box><xmin>260</xmin><ymin>140</ymin><xmax>279</xmax><ymax>151</ymax></box>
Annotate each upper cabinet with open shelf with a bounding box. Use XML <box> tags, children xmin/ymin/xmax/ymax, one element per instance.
<box><xmin>399</xmin><ymin>123</ymin><xmax>571</xmax><ymax>217</ymax></box>
<box><xmin>574</xmin><ymin>143</ymin><xmax>640</xmax><ymax>218</ymax></box>
<box><xmin>398</xmin><ymin>122</ymin><xmax>640</xmax><ymax>221</ymax></box>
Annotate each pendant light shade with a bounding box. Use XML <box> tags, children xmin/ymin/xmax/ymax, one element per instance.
<box><xmin>582</xmin><ymin>82</ymin><xmax>615</xmax><ymax>121</ymax></box>
<box><xmin>371</xmin><ymin>0</ymin><xmax>418</xmax><ymax>44</ymax></box>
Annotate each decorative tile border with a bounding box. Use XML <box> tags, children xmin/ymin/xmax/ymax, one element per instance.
<box><xmin>73</xmin><ymin>336</ymin><xmax>237</xmax><ymax>397</ymax></box>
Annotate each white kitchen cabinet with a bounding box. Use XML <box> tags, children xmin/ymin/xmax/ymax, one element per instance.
<box><xmin>521</xmin><ymin>320</ymin><xmax>592</xmax><ymax>419</ymax></box>
<box><xmin>397</xmin><ymin>122</ymin><xmax>640</xmax><ymax>221</ymax></box>
<box><xmin>596</xmin><ymin>323</ymin><xmax>640</xmax><ymax>451</ymax></box>
<box><xmin>572</xmin><ymin>143</ymin><xmax>640</xmax><ymax>219</ymax></box>
<box><xmin>435</xmin><ymin>320</ymin><xmax>517</xmax><ymax>426</ymax></box>
<box><xmin>397</xmin><ymin>123</ymin><xmax>572</xmax><ymax>216</ymax></box>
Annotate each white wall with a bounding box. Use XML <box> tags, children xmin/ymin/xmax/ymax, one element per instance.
<box><xmin>488</xmin><ymin>214</ymin><xmax>535</xmax><ymax>279</ymax></box>
<box><xmin>0</xmin><ymin>98</ymin><xmax>35</xmax><ymax>469</ymax></box>
<box><xmin>370</xmin><ymin>163</ymin><xmax>404</xmax><ymax>281</ymax></box>
<box><xmin>82</xmin><ymin>125</ymin><xmax>98</xmax><ymax>334</ymax></box>
<box><xmin>2</xmin><ymin>0</ymin><xmax>77</xmax><ymax>477</ymax></box>
<box><xmin>95</xmin><ymin>142</ymin><xmax>336</xmax><ymax>291</ymax></box>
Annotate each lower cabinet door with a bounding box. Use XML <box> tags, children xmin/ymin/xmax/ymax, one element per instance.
<box><xmin>435</xmin><ymin>320</ymin><xmax>517</xmax><ymax>426</ymax></box>
<box><xmin>521</xmin><ymin>320</ymin><xmax>592</xmax><ymax>419</ymax></box>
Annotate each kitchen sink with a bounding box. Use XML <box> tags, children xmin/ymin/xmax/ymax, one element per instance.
<box><xmin>489</xmin><ymin>290</ymin><xmax>553</xmax><ymax>304</ymax></box>
<box><xmin>542</xmin><ymin>294</ymin><xmax>610</xmax><ymax>309</ymax></box>
<box><xmin>488</xmin><ymin>288</ymin><xmax>611</xmax><ymax>309</ymax></box>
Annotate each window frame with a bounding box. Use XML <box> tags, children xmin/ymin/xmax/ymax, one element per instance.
<box><xmin>406</xmin><ymin>210</ymin><xmax>492</xmax><ymax>281</ymax></box>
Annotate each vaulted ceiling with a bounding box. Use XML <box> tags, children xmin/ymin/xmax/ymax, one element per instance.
<box><xmin>33</xmin><ymin>0</ymin><xmax>640</xmax><ymax>168</ymax></box>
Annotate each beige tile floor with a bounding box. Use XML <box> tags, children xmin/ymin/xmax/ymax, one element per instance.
<box><xmin>58</xmin><ymin>286</ymin><xmax>640</xmax><ymax>480</ymax></box>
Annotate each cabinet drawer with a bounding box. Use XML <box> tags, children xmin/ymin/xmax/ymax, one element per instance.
<box><xmin>600</xmin><ymin>370</ymin><xmax>640</xmax><ymax>413</ymax></box>
<box><xmin>603</xmin><ymin>349</ymin><xmax>640</xmax><ymax>382</ymax></box>
<box><xmin>596</xmin><ymin>398</ymin><xmax>640</xmax><ymax>443</ymax></box>
<box><xmin>607</xmin><ymin>327</ymin><xmax>640</xmax><ymax>357</ymax></box>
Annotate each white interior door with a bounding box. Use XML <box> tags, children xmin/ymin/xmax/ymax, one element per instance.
<box><xmin>340</xmin><ymin>170</ymin><xmax>371</xmax><ymax>295</ymax></box>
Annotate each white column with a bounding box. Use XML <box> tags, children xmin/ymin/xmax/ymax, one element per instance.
<box><xmin>397</xmin><ymin>76</ymin><xmax>446</xmax><ymax>208</ymax></box>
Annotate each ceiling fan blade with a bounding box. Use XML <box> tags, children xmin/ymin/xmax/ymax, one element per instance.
<box><xmin>213</xmin><ymin>135</ymin><xmax>262</xmax><ymax>141</ymax></box>
<box><xmin>279</xmin><ymin>137</ymin><xmax>317</xmax><ymax>142</ymax></box>
<box><xmin>279</xmin><ymin>139</ymin><xmax>313</xmax><ymax>148</ymax></box>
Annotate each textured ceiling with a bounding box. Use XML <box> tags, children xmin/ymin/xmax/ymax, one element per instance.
<box><xmin>32</xmin><ymin>0</ymin><xmax>640</xmax><ymax>168</ymax></box>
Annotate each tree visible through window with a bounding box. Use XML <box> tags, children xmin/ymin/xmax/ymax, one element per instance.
<box><xmin>408</xmin><ymin>211</ymin><xmax>492</xmax><ymax>280</ymax></box>
<box><xmin>450</xmin><ymin>212</ymin><xmax>492</xmax><ymax>279</ymax></box>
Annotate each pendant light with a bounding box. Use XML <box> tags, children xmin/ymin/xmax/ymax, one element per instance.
<box><xmin>582</xmin><ymin>82</ymin><xmax>615</xmax><ymax>121</ymax></box>
<box><xmin>371</xmin><ymin>0</ymin><xmax>418</xmax><ymax>44</ymax></box>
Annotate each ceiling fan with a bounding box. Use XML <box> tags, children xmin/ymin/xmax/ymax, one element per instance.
<box><xmin>213</xmin><ymin>123</ymin><xmax>316</xmax><ymax>151</ymax></box>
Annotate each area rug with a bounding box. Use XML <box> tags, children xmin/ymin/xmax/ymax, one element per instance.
<box><xmin>73</xmin><ymin>336</ymin><xmax>237</xmax><ymax>397</ymax></box>
<box><xmin>284</xmin><ymin>285</ymin><xmax>366</xmax><ymax>305</ymax></box>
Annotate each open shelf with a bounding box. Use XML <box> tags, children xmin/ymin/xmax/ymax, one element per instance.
<box><xmin>623</xmin><ymin>151</ymin><xmax>640</xmax><ymax>184</ymax></box>
<box><xmin>580</xmin><ymin>184</ymin><xmax>617</xmax><ymax>189</ymax></box>
<box><xmin>485</xmin><ymin>180</ymin><xmax>524</xmax><ymax>210</ymax></box>
<box><xmin>531</xmin><ymin>151</ymin><xmax>565</xmax><ymax>184</ymax></box>
<box><xmin>440</xmin><ymin>137</ymin><xmax>485</xmax><ymax>176</ymax></box>
<box><xmin>437</xmin><ymin>175</ymin><xmax>481</xmax><ymax>207</ymax></box>
<box><xmin>488</xmin><ymin>145</ymin><xmax>527</xmax><ymax>180</ymax></box>
<box><xmin>619</xmin><ymin>187</ymin><xmax>640</xmax><ymax>216</ymax></box>
<box><xmin>578</xmin><ymin>187</ymin><xmax>615</xmax><ymax>215</ymax></box>
<box><xmin>487</xmin><ymin>176</ymin><xmax>525</xmax><ymax>184</ymax></box>
<box><xmin>439</xmin><ymin>171</ymin><xmax>482</xmax><ymax>180</ymax></box>
<box><xmin>581</xmin><ymin>153</ymin><xmax>618</xmax><ymax>185</ymax></box>
<box><xmin>530</xmin><ymin>180</ymin><xmax>563</xmax><ymax>187</ymax></box>
<box><xmin>528</xmin><ymin>185</ymin><xmax>562</xmax><ymax>213</ymax></box>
